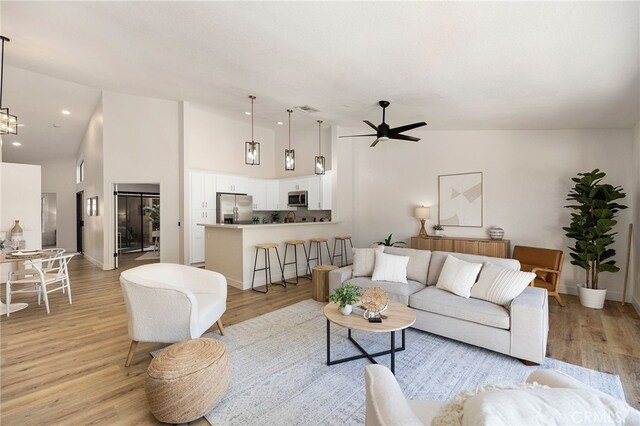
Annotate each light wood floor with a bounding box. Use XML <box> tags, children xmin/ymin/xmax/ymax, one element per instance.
<box><xmin>1</xmin><ymin>256</ymin><xmax>639</xmax><ymax>425</ymax></box>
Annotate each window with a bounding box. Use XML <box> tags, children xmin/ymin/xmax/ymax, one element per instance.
<box><xmin>77</xmin><ymin>160</ymin><xmax>85</xmax><ymax>183</ymax></box>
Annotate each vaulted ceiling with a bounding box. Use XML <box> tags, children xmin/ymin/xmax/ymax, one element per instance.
<box><xmin>1</xmin><ymin>1</ymin><xmax>639</xmax><ymax>163</ymax></box>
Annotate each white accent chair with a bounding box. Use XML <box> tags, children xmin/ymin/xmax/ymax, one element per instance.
<box><xmin>364</xmin><ymin>365</ymin><xmax>640</xmax><ymax>426</ymax></box>
<box><xmin>120</xmin><ymin>263</ymin><xmax>227</xmax><ymax>367</ymax></box>
<box><xmin>6</xmin><ymin>253</ymin><xmax>75</xmax><ymax>316</ymax></box>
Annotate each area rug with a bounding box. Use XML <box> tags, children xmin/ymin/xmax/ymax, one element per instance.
<box><xmin>135</xmin><ymin>251</ymin><xmax>159</xmax><ymax>261</ymax></box>
<box><xmin>154</xmin><ymin>299</ymin><xmax>625</xmax><ymax>426</ymax></box>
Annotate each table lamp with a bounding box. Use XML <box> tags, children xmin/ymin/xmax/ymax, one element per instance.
<box><xmin>415</xmin><ymin>206</ymin><xmax>430</xmax><ymax>238</ymax></box>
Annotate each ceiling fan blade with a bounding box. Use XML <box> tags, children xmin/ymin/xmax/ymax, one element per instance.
<box><xmin>370</xmin><ymin>138</ymin><xmax>381</xmax><ymax>147</ymax></box>
<box><xmin>338</xmin><ymin>134</ymin><xmax>377</xmax><ymax>138</ymax></box>
<box><xmin>389</xmin><ymin>133</ymin><xmax>420</xmax><ymax>142</ymax></box>
<box><xmin>388</xmin><ymin>122</ymin><xmax>427</xmax><ymax>134</ymax></box>
<box><xmin>363</xmin><ymin>120</ymin><xmax>379</xmax><ymax>131</ymax></box>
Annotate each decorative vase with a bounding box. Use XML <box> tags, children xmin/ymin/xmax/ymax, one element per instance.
<box><xmin>577</xmin><ymin>284</ymin><xmax>607</xmax><ymax>309</ymax></box>
<box><xmin>339</xmin><ymin>304</ymin><xmax>352</xmax><ymax>316</ymax></box>
<box><xmin>488</xmin><ymin>226</ymin><xmax>505</xmax><ymax>240</ymax></box>
<box><xmin>10</xmin><ymin>220</ymin><xmax>23</xmax><ymax>241</ymax></box>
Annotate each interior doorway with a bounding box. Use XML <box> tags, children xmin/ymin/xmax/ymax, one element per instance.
<box><xmin>75</xmin><ymin>191</ymin><xmax>84</xmax><ymax>253</ymax></box>
<box><xmin>114</xmin><ymin>184</ymin><xmax>160</xmax><ymax>267</ymax></box>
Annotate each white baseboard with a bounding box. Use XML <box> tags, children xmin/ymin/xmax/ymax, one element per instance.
<box><xmin>82</xmin><ymin>253</ymin><xmax>104</xmax><ymax>270</ymax></box>
<box><xmin>559</xmin><ymin>284</ymin><xmax>627</xmax><ymax>303</ymax></box>
<box><xmin>632</xmin><ymin>295</ymin><xmax>640</xmax><ymax>315</ymax></box>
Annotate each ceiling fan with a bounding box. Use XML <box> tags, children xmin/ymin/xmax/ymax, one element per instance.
<box><xmin>340</xmin><ymin>100</ymin><xmax>427</xmax><ymax>147</ymax></box>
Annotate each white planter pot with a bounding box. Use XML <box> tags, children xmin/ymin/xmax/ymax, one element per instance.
<box><xmin>339</xmin><ymin>304</ymin><xmax>352</xmax><ymax>316</ymax></box>
<box><xmin>577</xmin><ymin>284</ymin><xmax>607</xmax><ymax>309</ymax></box>
<box><xmin>434</xmin><ymin>230</ymin><xmax>443</xmax><ymax>236</ymax></box>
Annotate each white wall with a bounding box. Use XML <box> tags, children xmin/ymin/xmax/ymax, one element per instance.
<box><xmin>632</xmin><ymin>120</ymin><xmax>640</xmax><ymax>310</ymax></box>
<box><xmin>351</xmin><ymin>129</ymin><xmax>634</xmax><ymax>301</ymax></box>
<box><xmin>76</xmin><ymin>97</ymin><xmax>104</xmax><ymax>267</ymax></box>
<box><xmin>40</xmin><ymin>155</ymin><xmax>77</xmax><ymax>252</ymax></box>
<box><xmin>186</xmin><ymin>104</ymin><xmax>276</xmax><ymax>178</ymax></box>
<box><xmin>102</xmin><ymin>91</ymin><xmax>180</xmax><ymax>268</ymax></box>
<box><xmin>1</xmin><ymin>162</ymin><xmax>42</xmax><ymax>250</ymax></box>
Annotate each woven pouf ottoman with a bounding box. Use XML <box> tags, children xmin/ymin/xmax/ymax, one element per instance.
<box><xmin>145</xmin><ymin>338</ymin><xmax>230</xmax><ymax>423</ymax></box>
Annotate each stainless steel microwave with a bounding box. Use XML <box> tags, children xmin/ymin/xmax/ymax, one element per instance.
<box><xmin>287</xmin><ymin>190</ymin><xmax>307</xmax><ymax>207</ymax></box>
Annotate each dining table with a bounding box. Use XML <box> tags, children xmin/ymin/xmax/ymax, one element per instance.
<box><xmin>0</xmin><ymin>251</ymin><xmax>45</xmax><ymax>316</ymax></box>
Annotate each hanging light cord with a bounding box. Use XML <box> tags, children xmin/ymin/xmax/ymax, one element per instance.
<box><xmin>288</xmin><ymin>109</ymin><xmax>292</xmax><ymax>149</ymax></box>
<box><xmin>0</xmin><ymin>36</ymin><xmax>7</xmax><ymax>108</ymax></box>
<box><xmin>317</xmin><ymin>120</ymin><xmax>323</xmax><ymax>155</ymax></box>
<box><xmin>250</xmin><ymin>95</ymin><xmax>255</xmax><ymax>142</ymax></box>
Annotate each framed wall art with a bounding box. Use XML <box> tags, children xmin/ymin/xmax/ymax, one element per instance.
<box><xmin>438</xmin><ymin>172</ymin><xmax>483</xmax><ymax>227</ymax></box>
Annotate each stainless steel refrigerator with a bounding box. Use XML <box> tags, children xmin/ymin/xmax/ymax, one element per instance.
<box><xmin>216</xmin><ymin>193</ymin><xmax>253</xmax><ymax>224</ymax></box>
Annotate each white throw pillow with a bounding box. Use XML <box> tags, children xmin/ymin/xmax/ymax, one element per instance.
<box><xmin>471</xmin><ymin>263</ymin><xmax>536</xmax><ymax>305</ymax></box>
<box><xmin>371</xmin><ymin>251</ymin><xmax>410</xmax><ymax>283</ymax></box>
<box><xmin>435</xmin><ymin>255</ymin><xmax>482</xmax><ymax>298</ymax></box>
<box><xmin>352</xmin><ymin>246</ymin><xmax>384</xmax><ymax>277</ymax></box>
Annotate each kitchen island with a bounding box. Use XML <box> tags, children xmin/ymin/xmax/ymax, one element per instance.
<box><xmin>200</xmin><ymin>222</ymin><xmax>341</xmax><ymax>290</ymax></box>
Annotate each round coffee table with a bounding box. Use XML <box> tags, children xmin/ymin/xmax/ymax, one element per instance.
<box><xmin>324</xmin><ymin>300</ymin><xmax>416</xmax><ymax>375</ymax></box>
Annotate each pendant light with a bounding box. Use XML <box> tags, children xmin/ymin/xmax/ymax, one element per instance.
<box><xmin>0</xmin><ymin>35</ymin><xmax>18</xmax><ymax>135</ymax></box>
<box><xmin>315</xmin><ymin>120</ymin><xmax>325</xmax><ymax>175</ymax></box>
<box><xmin>245</xmin><ymin>95</ymin><xmax>260</xmax><ymax>165</ymax></box>
<box><xmin>284</xmin><ymin>109</ymin><xmax>295</xmax><ymax>171</ymax></box>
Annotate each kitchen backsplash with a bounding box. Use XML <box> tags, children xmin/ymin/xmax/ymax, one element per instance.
<box><xmin>252</xmin><ymin>207</ymin><xmax>331</xmax><ymax>223</ymax></box>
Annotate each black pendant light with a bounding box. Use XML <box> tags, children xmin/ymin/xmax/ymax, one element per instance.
<box><xmin>0</xmin><ymin>35</ymin><xmax>18</xmax><ymax>135</ymax></box>
<box><xmin>245</xmin><ymin>95</ymin><xmax>260</xmax><ymax>165</ymax></box>
<box><xmin>284</xmin><ymin>109</ymin><xmax>295</xmax><ymax>171</ymax></box>
<box><xmin>315</xmin><ymin>120</ymin><xmax>325</xmax><ymax>175</ymax></box>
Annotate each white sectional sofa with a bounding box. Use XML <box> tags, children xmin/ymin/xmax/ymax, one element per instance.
<box><xmin>328</xmin><ymin>246</ymin><xmax>549</xmax><ymax>364</ymax></box>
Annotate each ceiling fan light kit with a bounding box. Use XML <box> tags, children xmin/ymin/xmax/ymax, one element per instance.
<box><xmin>339</xmin><ymin>100</ymin><xmax>426</xmax><ymax>147</ymax></box>
<box><xmin>244</xmin><ymin>95</ymin><xmax>260</xmax><ymax>165</ymax></box>
<box><xmin>315</xmin><ymin>120</ymin><xmax>325</xmax><ymax>175</ymax></box>
<box><xmin>284</xmin><ymin>109</ymin><xmax>295</xmax><ymax>171</ymax></box>
<box><xmin>0</xmin><ymin>35</ymin><xmax>18</xmax><ymax>135</ymax></box>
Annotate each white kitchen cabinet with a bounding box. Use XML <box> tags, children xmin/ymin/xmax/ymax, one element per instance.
<box><xmin>278</xmin><ymin>180</ymin><xmax>298</xmax><ymax>211</ymax></box>
<box><xmin>217</xmin><ymin>174</ymin><xmax>249</xmax><ymax>194</ymax></box>
<box><xmin>190</xmin><ymin>171</ymin><xmax>216</xmax><ymax>210</ymax></box>
<box><xmin>307</xmin><ymin>176</ymin><xmax>322</xmax><ymax>210</ymax></box>
<box><xmin>322</xmin><ymin>170</ymin><xmax>332</xmax><ymax>210</ymax></box>
<box><xmin>248</xmin><ymin>178</ymin><xmax>267</xmax><ymax>210</ymax></box>
<box><xmin>190</xmin><ymin>209</ymin><xmax>215</xmax><ymax>264</ymax></box>
<box><xmin>266</xmin><ymin>180</ymin><xmax>280</xmax><ymax>210</ymax></box>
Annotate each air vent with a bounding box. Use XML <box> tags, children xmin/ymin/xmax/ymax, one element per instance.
<box><xmin>295</xmin><ymin>105</ymin><xmax>320</xmax><ymax>114</ymax></box>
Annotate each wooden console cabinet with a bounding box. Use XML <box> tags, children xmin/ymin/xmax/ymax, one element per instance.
<box><xmin>410</xmin><ymin>236</ymin><xmax>511</xmax><ymax>258</ymax></box>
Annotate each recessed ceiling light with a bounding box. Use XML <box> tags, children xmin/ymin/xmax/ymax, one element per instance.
<box><xmin>245</xmin><ymin>111</ymin><xmax>252</xmax><ymax>116</ymax></box>
<box><xmin>12</xmin><ymin>142</ymin><xmax>21</xmax><ymax>146</ymax></box>
<box><xmin>61</xmin><ymin>110</ymin><xmax>71</xmax><ymax>115</ymax></box>
<box><xmin>277</xmin><ymin>121</ymin><xmax>284</xmax><ymax>125</ymax></box>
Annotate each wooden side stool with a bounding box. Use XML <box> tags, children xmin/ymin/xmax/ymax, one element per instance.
<box><xmin>251</xmin><ymin>243</ymin><xmax>284</xmax><ymax>293</ymax></box>
<box><xmin>145</xmin><ymin>338</ymin><xmax>230</xmax><ymax>423</ymax></box>
<box><xmin>332</xmin><ymin>236</ymin><xmax>354</xmax><ymax>267</ymax></box>
<box><xmin>306</xmin><ymin>238</ymin><xmax>333</xmax><ymax>277</ymax></box>
<box><xmin>282</xmin><ymin>240</ymin><xmax>309</xmax><ymax>286</ymax></box>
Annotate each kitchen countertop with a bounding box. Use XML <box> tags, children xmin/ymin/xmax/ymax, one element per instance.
<box><xmin>198</xmin><ymin>221</ymin><xmax>338</xmax><ymax>229</ymax></box>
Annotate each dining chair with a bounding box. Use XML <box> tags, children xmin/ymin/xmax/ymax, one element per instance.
<box><xmin>6</xmin><ymin>253</ymin><xmax>76</xmax><ymax>316</ymax></box>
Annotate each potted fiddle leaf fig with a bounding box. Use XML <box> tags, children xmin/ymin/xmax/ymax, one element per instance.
<box><xmin>563</xmin><ymin>169</ymin><xmax>627</xmax><ymax>309</ymax></box>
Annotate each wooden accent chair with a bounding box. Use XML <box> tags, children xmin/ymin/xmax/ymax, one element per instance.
<box><xmin>512</xmin><ymin>245</ymin><xmax>565</xmax><ymax>307</ymax></box>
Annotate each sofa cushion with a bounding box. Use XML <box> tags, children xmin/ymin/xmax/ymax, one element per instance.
<box><xmin>435</xmin><ymin>255</ymin><xmax>483</xmax><ymax>298</ymax></box>
<box><xmin>352</xmin><ymin>246</ymin><xmax>384</xmax><ymax>277</ymax></box>
<box><xmin>409</xmin><ymin>286</ymin><xmax>510</xmax><ymax>330</ymax></box>
<box><xmin>427</xmin><ymin>251</ymin><xmax>520</xmax><ymax>286</ymax></box>
<box><xmin>384</xmin><ymin>247</ymin><xmax>431</xmax><ymax>285</ymax></box>
<box><xmin>471</xmin><ymin>263</ymin><xmax>536</xmax><ymax>306</ymax></box>
<box><xmin>372</xmin><ymin>251</ymin><xmax>410</xmax><ymax>283</ymax></box>
<box><xmin>347</xmin><ymin>277</ymin><xmax>425</xmax><ymax>305</ymax></box>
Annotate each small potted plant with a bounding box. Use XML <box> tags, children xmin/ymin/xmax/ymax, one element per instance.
<box><xmin>375</xmin><ymin>233</ymin><xmax>406</xmax><ymax>247</ymax></box>
<box><xmin>329</xmin><ymin>282</ymin><xmax>361</xmax><ymax>315</ymax></box>
<box><xmin>563</xmin><ymin>169</ymin><xmax>627</xmax><ymax>309</ymax></box>
<box><xmin>432</xmin><ymin>224</ymin><xmax>444</xmax><ymax>236</ymax></box>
